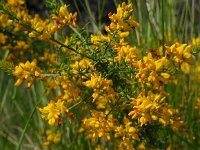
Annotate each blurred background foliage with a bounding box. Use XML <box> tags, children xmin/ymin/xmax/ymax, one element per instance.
<box><xmin>26</xmin><ymin>0</ymin><xmax>200</xmax><ymax>50</ymax></box>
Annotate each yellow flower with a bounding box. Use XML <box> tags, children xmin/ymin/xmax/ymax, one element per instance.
<box><xmin>70</xmin><ymin>58</ymin><xmax>93</xmax><ymax>75</ymax></box>
<box><xmin>38</xmin><ymin>99</ymin><xmax>68</xmax><ymax>126</ymax></box>
<box><xmin>52</xmin><ymin>4</ymin><xmax>78</xmax><ymax>28</ymax></box>
<box><xmin>105</xmin><ymin>2</ymin><xmax>139</xmax><ymax>34</ymax></box>
<box><xmin>165</xmin><ymin>43</ymin><xmax>193</xmax><ymax>72</ymax></box>
<box><xmin>191</xmin><ymin>37</ymin><xmax>200</xmax><ymax>45</ymax></box>
<box><xmin>56</xmin><ymin>76</ymin><xmax>81</xmax><ymax>104</ymax></box>
<box><xmin>7</xmin><ymin>0</ymin><xmax>24</xmax><ymax>7</ymax></box>
<box><xmin>194</xmin><ymin>98</ymin><xmax>200</xmax><ymax>110</ymax></box>
<box><xmin>14</xmin><ymin>78</ymin><xmax>24</xmax><ymax>87</ymax></box>
<box><xmin>81</xmin><ymin>110</ymin><xmax>115</xmax><ymax>143</ymax></box>
<box><xmin>128</xmin><ymin>92</ymin><xmax>164</xmax><ymax>126</ymax></box>
<box><xmin>115</xmin><ymin>116</ymin><xmax>139</xmax><ymax>141</ymax></box>
<box><xmin>13</xmin><ymin>59</ymin><xmax>42</xmax><ymax>87</ymax></box>
<box><xmin>181</xmin><ymin>62</ymin><xmax>190</xmax><ymax>74</ymax></box>
<box><xmin>66</xmin><ymin>12</ymin><xmax>78</xmax><ymax>28</ymax></box>
<box><xmin>155</xmin><ymin>57</ymin><xmax>168</xmax><ymax>71</ymax></box>
<box><xmin>53</xmin><ymin>133</ymin><xmax>61</xmax><ymax>144</ymax></box>
<box><xmin>42</xmin><ymin>130</ymin><xmax>61</xmax><ymax>146</ymax></box>
<box><xmin>83</xmin><ymin>73</ymin><xmax>112</xmax><ymax>89</ymax></box>
<box><xmin>0</xmin><ymin>33</ymin><xmax>8</xmax><ymax>45</ymax></box>
<box><xmin>161</xmin><ymin>73</ymin><xmax>170</xmax><ymax>79</ymax></box>
<box><xmin>59</xmin><ymin>5</ymin><xmax>68</xmax><ymax>18</ymax></box>
<box><xmin>118</xmin><ymin>31</ymin><xmax>130</xmax><ymax>38</ymax></box>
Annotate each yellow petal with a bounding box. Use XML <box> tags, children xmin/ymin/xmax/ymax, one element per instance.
<box><xmin>129</xmin><ymin>127</ymin><xmax>136</xmax><ymax>133</ymax></box>
<box><xmin>35</xmin><ymin>70</ymin><xmax>40</xmax><ymax>77</ymax></box>
<box><xmin>118</xmin><ymin>31</ymin><xmax>129</xmax><ymax>38</ymax></box>
<box><xmin>27</xmin><ymin>80</ymin><xmax>33</xmax><ymax>88</ymax></box>
<box><xmin>181</xmin><ymin>62</ymin><xmax>190</xmax><ymax>74</ymax></box>
<box><xmin>152</xmin><ymin>115</ymin><xmax>158</xmax><ymax>120</ymax></box>
<box><xmin>31</xmin><ymin>59</ymin><xmax>37</xmax><ymax>67</ymax></box>
<box><xmin>183</xmin><ymin>52</ymin><xmax>191</xmax><ymax>59</ymax></box>
<box><xmin>13</xmin><ymin>66</ymin><xmax>23</xmax><ymax>76</ymax></box>
<box><xmin>128</xmin><ymin>18</ymin><xmax>140</xmax><ymax>27</ymax></box>
<box><xmin>14</xmin><ymin>78</ymin><xmax>24</xmax><ymax>87</ymax></box>
<box><xmin>161</xmin><ymin>73</ymin><xmax>170</xmax><ymax>79</ymax></box>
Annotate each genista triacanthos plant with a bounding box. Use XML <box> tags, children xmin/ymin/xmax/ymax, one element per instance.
<box><xmin>0</xmin><ymin>0</ymin><xmax>200</xmax><ymax>149</ymax></box>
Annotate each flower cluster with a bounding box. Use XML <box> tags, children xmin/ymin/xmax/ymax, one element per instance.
<box><xmin>52</xmin><ymin>5</ymin><xmax>77</xmax><ymax>28</ymax></box>
<box><xmin>165</xmin><ymin>42</ymin><xmax>192</xmax><ymax>74</ymax></box>
<box><xmin>29</xmin><ymin>5</ymin><xmax>77</xmax><ymax>40</ymax></box>
<box><xmin>13</xmin><ymin>59</ymin><xmax>42</xmax><ymax>88</ymax></box>
<box><xmin>81</xmin><ymin>110</ymin><xmax>115</xmax><ymax>143</ymax></box>
<box><xmin>83</xmin><ymin>73</ymin><xmax>116</xmax><ymax>109</ymax></box>
<box><xmin>42</xmin><ymin>130</ymin><xmax>61</xmax><ymax>146</ymax></box>
<box><xmin>0</xmin><ymin>1</ymin><xmax>199</xmax><ymax>149</ymax></box>
<box><xmin>114</xmin><ymin>117</ymin><xmax>139</xmax><ymax>149</ymax></box>
<box><xmin>56</xmin><ymin>76</ymin><xmax>82</xmax><ymax>104</ymax></box>
<box><xmin>38</xmin><ymin>99</ymin><xmax>68</xmax><ymax>126</ymax></box>
<box><xmin>105</xmin><ymin>2</ymin><xmax>139</xmax><ymax>36</ymax></box>
<box><xmin>128</xmin><ymin>91</ymin><xmax>184</xmax><ymax>130</ymax></box>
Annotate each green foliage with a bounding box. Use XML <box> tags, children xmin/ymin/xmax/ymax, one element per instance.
<box><xmin>0</xmin><ymin>0</ymin><xmax>200</xmax><ymax>149</ymax></box>
<box><xmin>0</xmin><ymin>61</ymin><xmax>14</xmax><ymax>75</ymax></box>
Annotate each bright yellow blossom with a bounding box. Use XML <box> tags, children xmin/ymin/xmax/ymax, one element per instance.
<box><xmin>105</xmin><ymin>2</ymin><xmax>139</xmax><ymax>37</ymax></box>
<box><xmin>7</xmin><ymin>0</ymin><xmax>24</xmax><ymax>7</ymax></box>
<box><xmin>38</xmin><ymin>99</ymin><xmax>68</xmax><ymax>126</ymax></box>
<box><xmin>13</xmin><ymin>59</ymin><xmax>42</xmax><ymax>88</ymax></box>
<box><xmin>81</xmin><ymin>110</ymin><xmax>115</xmax><ymax>143</ymax></box>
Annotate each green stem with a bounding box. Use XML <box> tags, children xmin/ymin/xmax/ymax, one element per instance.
<box><xmin>41</xmin><ymin>73</ymin><xmax>68</xmax><ymax>77</ymax></box>
<box><xmin>49</xmin><ymin>37</ymin><xmax>96</xmax><ymax>61</ymax></box>
<box><xmin>16</xmin><ymin>107</ymin><xmax>36</xmax><ymax>150</ymax></box>
<box><xmin>68</xmin><ymin>99</ymin><xmax>83</xmax><ymax>110</ymax></box>
<box><xmin>84</xmin><ymin>0</ymin><xmax>100</xmax><ymax>34</ymax></box>
<box><xmin>0</xmin><ymin>5</ymin><xmax>97</xmax><ymax>61</ymax></box>
<box><xmin>69</xmin><ymin>25</ymin><xmax>93</xmax><ymax>53</ymax></box>
<box><xmin>162</xmin><ymin>0</ymin><xmax>165</xmax><ymax>55</ymax></box>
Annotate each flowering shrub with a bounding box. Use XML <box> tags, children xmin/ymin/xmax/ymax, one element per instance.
<box><xmin>0</xmin><ymin>0</ymin><xmax>200</xmax><ymax>149</ymax></box>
